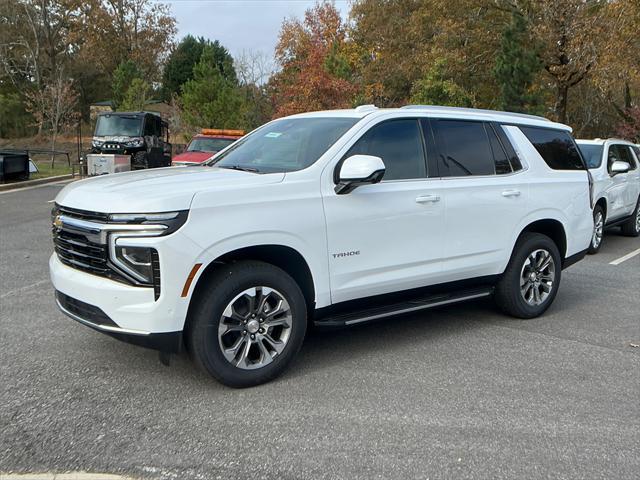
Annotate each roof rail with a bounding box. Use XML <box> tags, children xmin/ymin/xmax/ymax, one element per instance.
<box><xmin>401</xmin><ymin>105</ymin><xmax>551</xmax><ymax>123</ymax></box>
<box><xmin>354</xmin><ymin>104</ymin><xmax>378</xmax><ymax>113</ymax></box>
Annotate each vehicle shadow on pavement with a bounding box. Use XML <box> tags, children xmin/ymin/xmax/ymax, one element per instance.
<box><xmin>79</xmin><ymin>298</ymin><xmax>499</xmax><ymax>388</ymax></box>
<box><xmin>288</xmin><ymin>298</ymin><xmax>498</xmax><ymax>379</ymax></box>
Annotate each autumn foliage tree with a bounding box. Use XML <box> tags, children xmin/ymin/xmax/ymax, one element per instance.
<box><xmin>270</xmin><ymin>1</ymin><xmax>357</xmax><ymax>117</ymax></box>
<box><xmin>25</xmin><ymin>72</ymin><xmax>79</xmax><ymax>155</ymax></box>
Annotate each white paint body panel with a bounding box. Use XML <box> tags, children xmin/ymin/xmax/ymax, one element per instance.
<box><xmin>50</xmin><ymin>107</ymin><xmax>593</xmax><ymax>335</ymax></box>
<box><xmin>577</xmin><ymin>139</ymin><xmax>640</xmax><ymax>223</ymax></box>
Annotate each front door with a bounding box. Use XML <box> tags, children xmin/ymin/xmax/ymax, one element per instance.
<box><xmin>606</xmin><ymin>144</ymin><xmax>633</xmax><ymax>220</ymax></box>
<box><xmin>322</xmin><ymin>118</ymin><xmax>445</xmax><ymax>304</ymax></box>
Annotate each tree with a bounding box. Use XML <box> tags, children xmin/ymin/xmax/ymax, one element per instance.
<box><xmin>0</xmin><ymin>0</ymin><xmax>85</xmax><ymax>133</ymax></box>
<box><xmin>270</xmin><ymin>0</ymin><xmax>357</xmax><ymax>117</ymax></box>
<box><xmin>180</xmin><ymin>45</ymin><xmax>247</xmax><ymax>130</ymax></box>
<box><xmin>500</xmin><ymin>0</ymin><xmax>610</xmax><ymax>123</ymax></box>
<box><xmin>25</xmin><ymin>71</ymin><xmax>79</xmax><ymax>155</ymax></box>
<box><xmin>410</xmin><ymin>60</ymin><xmax>474</xmax><ymax>107</ymax></box>
<box><xmin>235</xmin><ymin>50</ymin><xmax>274</xmax><ymax>128</ymax></box>
<box><xmin>112</xmin><ymin>60</ymin><xmax>143</xmax><ymax>107</ymax></box>
<box><xmin>349</xmin><ymin>0</ymin><xmax>432</xmax><ymax>105</ymax></box>
<box><xmin>82</xmin><ymin>0</ymin><xmax>176</xmax><ymax>81</ymax></box>
<box><xmin>0</xmin><ymin>87</ymin><xmax>33</xmax><ymax>137</ymax></box>
<box><xmin>615</xmin><ymin>107</ymin><xmax>640</xmax><ymax>143</ymax></box>
<box><xmin>493</xmin><ymin>11</ymin><xmax>542</xmax><ymax>113</ymax></box>
<box><xmin>161</xmin><ymin>35</ymin><xmax>207</xmax><ymax>99</ymax></box>
<box><xmin>119</xmin><ymin>78</ymin><xmax>152</xmax><ymax>111</ymax></box>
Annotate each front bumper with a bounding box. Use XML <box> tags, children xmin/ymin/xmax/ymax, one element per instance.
<box><xmin>55</xmin><ymin>290</ymin><xmax>182</xmax><ymax>352</ymax></box>
<box><xmin>50</xmin><ymin>253</ymin><xmax>190</xmax><ymax>351</ymax></box>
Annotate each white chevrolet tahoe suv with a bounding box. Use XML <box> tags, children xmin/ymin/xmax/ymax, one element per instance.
<box><xmin>50</xmin><ymin>105</ymin><xmax>593</xmax><ymax>387</ymax></box>
<box><xmin>576</xmin><ymin>139</ymin><xmax>640</xmax><ymax>253</ymax></box>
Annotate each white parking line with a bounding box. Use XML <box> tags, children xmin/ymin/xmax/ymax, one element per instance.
<box><xmin>609</xmin><ymin>247</ymin><xmax>640</xmax><ymax>265</ymax></box>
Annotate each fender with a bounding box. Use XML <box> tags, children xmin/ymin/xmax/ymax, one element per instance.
<box><xmin>186</xmin><ymin>231</ymin><xmax>331</xmax><ymax>309</ymax></box>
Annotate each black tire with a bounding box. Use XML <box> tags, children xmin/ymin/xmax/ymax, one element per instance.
<box><xmin>620</xmin><ymin>197</ymin><xmax>640</xmax><ymax>237</ymax></box>
<box><xmin>588</xmin><ymin>204</ymin><xmax>605</xmax><ymax>254</ymax></box>
<box><xmin>132</xmin><ymin>151</ymin><xmax>148</xmax><ymax>170</ymax></box>
<box><xmin>495</xmin><ymin>233</ymin><xmax>562</xmax><ymax>319</ymax></box>
<box><xmin>187</xmin><ymin>261</ymin><xmax>307</xmax><ymax>388</ymax></box>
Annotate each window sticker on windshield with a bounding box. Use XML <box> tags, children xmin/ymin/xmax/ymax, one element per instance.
<box><xmin>265</xmin><ymin>132</ymin><xmax>282</xmax><ymax>138</ymax></box>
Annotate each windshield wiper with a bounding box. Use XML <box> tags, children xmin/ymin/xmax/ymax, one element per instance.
<box><xmin>217</xmin><ymin>165</ymin><xmax>260</xmax><ymax>173</ymax></box>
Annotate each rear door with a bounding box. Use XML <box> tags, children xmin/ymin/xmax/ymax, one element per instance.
<box><xmin>430</xmin><ymin>119</ymin><xmax>529</xmax><ymax>280</ymax></box>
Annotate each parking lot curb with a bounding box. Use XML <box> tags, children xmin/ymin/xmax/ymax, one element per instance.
<box><xmin>0</xmin><ymin>174</ymin><xmax>74</xmax><ymax>192</ymax></box>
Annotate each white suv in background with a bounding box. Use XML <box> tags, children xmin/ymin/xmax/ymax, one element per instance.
<box><xmin>50</xmin><ymin>105</ymin><xmax>593</xmax><ymax>387</ymax></box>
<box><xmin>576</xmin><ymin>139</ymin><xmax>640</xmax><ymax>253</ymax></box>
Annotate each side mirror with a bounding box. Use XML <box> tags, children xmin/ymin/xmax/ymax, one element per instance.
<box><xmin>335</xmin><ymin>155</ymin><xmax>385</xmax><ymax>194</ymax></box>
<box><xmin>611</xmin><ymin>160</ymin><xmax>630</xmax><ymax>175</ymax></box>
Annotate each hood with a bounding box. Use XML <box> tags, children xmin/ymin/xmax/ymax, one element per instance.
<box><xmin>172</xmin><ymin>151</ymin><xmax>214</xmax><ymax>164</ymax></box>
<box><xmin>56</xmin><ymin>166</ymin><xmax>285</xmax><ymax>213</ymax></box>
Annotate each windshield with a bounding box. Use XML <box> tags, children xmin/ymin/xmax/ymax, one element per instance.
<box><xmin>95</xmin><ymin>115</ymin><xmax>142</xmax><ymax>137</ymax></box>
<box><xmin>577</xmin><ymin>144</ymin><xmax>604</xmax><ymax>169</ymax></box>
<box><xmin>188</xmin><ymin>138</ymin><xmax>236</xmax><ymax>153</ymax></box>
<box><xmin>209</xmin><ymin>117</ymin><xmax>359</xmax><ymax>173</ymax></box>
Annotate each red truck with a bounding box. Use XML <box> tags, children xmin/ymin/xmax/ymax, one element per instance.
<box><xmin>172</xmin><ymin>129</ymin><xmax>244</xmax><ymax>166</ymax></box>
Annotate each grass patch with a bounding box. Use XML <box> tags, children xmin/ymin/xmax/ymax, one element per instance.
<box><xmin>31</xmin><ymin>161</ymin><xmax>73</xmax><ymax>179</ymax></box>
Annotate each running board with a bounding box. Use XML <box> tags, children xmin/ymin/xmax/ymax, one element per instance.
<box><xmin>314</xmin><ymin>287</ymin><xmax>494</xmax><ymax>328</ymax></box>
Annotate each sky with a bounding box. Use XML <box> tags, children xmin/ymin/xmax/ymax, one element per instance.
<box><xmin>164</xmin><ymin>0</ymin><xmax>350</xmax><ymax>60</ymax></box>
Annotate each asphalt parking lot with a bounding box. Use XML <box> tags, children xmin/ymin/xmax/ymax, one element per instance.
<box><xmin>1</xmin><ymin>182</ymin><xmax>638</xmax><ymax>480</ymax></box>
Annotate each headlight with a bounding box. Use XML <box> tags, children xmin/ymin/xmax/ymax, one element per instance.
<box><xmin>113</xmin><ymin>245</ymin><xmax>156</xmax><ymax>284</ymax></box>
<box><xmin>107</xmin><ymin>211</ymin><xmax>188</xmax><ymax>235</ymax></box>
<box><xmin>124</xmin><ymin>137</ymin><xmax>144</xmax><ymax>148</ymax></box>
<box><xmin>105</xmin><ymin>211</ymin><xmax>187</xmax><ymax>292</ymax></box>
<box><xmin>91</xmin><ymin>139</ymin><xmax>104</xmax><ymax>148</ymax></box>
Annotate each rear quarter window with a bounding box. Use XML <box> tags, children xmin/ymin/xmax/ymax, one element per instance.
<box><xmin>632</xmin><ymin>146</ymin><xmax>640</xmax><ymax>168</ymax></box>
<box><xmin>520</xmin><ymin>126</ymin><xmax>585</xmax><ymax>170</ymax></box>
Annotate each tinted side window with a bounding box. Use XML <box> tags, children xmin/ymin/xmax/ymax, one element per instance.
<box><xmin>577</xmin><ymin>144</ymin><xmax>604</xmax><ymax>169</ymax></box>
<box><xmin>632</xmin><ymin>146</ymin><xmax>640</xmax><ymax>169</ymax></box>
<box><xmin>144</xmin><ymin>116</ymin><xmax>155</xmax><ymax>136</ymax></box>
<box><xmin>520</xmin><ymin>126</ymin><xmax>584</xmax><ymax>170</ymax></box>
<box><xmin>486</xmin><ymin>124</ymin><xmax>511</xmax><ymax>174</ymax></box>
<box><xmin>433</xmin><ymin>120</ymin><xmax>495</xmax><ymax>176</ymax></box>
<box><xmin>494</xmin><ymin>124</ymin><xmax>523</xmax><ymax>171</ymax></box>
<box><xmin>608</xmin><ymin>145</ymin><xmax>636</xmax><ymax>172</ymax></box>
<box><xmin>346</xmin><ymin>119</ymin><xmax>426</xmax><ymax>180</ymax></box>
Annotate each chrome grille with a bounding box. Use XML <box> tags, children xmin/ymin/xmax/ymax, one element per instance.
<box><xmin>53</xmin><ymin>229</ymin><xmax>110</xmax><ymax>276</ymax></box>
<box><xmin>52</xmin><ymin>205</ymin><xmax>161</xmax><ymax>300</ymax></box>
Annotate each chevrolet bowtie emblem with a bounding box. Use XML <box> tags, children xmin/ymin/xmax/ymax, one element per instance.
<box><xmin>53</xmin><ymin>215</ymin><xmax>63</xmax><ymax>230</ymax></box>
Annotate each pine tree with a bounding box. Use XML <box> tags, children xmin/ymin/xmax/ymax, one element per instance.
<box><xmin>493</xmin><ymin>13</ymin><xmax>541</xmax><ymax>113</ymax></box>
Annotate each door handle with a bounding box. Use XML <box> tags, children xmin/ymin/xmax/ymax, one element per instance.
<box><xmin>501</xmin><ymin>189</ymin><xmax>521</xmax><ymax>198</ymax></box>
<box><xmin>416</xmin><ymin>194</ymin><xmax>440</xmax><ymax>204</ymax></box>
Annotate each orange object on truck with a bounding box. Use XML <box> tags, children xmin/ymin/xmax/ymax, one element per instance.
<box><xmin>172</xmin><ymin>129</ymin><xmax>244</xmax><ymax>166</ymax></box>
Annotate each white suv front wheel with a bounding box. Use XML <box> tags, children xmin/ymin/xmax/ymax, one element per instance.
<box><xmin>187</xmin><ymin>261</ymin><xmax>307</xmax><ymax>388</ymax></box>
<box><xmin>588</xmin><ymin>205</ymin><xmax>605</xmax><ymax>254</ymax></box>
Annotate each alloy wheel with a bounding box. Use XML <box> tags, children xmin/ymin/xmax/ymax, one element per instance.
<box><xmin>218</xmin><ymin>286</ymin><xmax>293</xmax><ymax>370</ymax></box>
<box><xmin>520</xmin><ymin>249</ymin><xmax>556</xmax><ymax>307</ymax></box>
<box><xmin>592</xmin><ymin>211</ymin><xmax>604</xmax><ymax>248</ymax></box>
